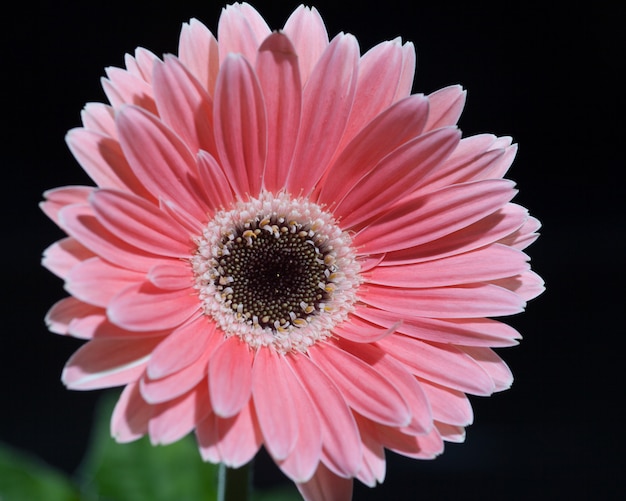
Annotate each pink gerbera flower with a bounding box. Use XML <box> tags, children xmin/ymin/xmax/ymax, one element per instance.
<box><xmin>41</xmin><ymin>3</ymin><xmax>543</xmax><ymax>499</ymax></box>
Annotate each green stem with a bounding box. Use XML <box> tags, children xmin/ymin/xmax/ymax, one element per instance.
<box><xmin>217</xmin><ymin>461</ymin><xmax>252</xmax><ymax>501</ymax></box>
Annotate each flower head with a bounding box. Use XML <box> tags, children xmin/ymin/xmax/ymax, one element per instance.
<box><xmin>42</xmin><ymin>3</ymin><xmax>543</xmax><ymax>499</ymax></box>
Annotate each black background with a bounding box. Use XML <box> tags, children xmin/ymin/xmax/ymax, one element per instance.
<box><xmin>3</xmin><ymin>0</ymin><xmax>623</xmax><ymax>499</ymax></box>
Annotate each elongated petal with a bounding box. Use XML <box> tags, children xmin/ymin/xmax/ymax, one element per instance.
<box><xmin>116</xmin><ymin>105</ymin><xmax>209</xmax><ymax>222</ymax></box>
<box><xmin>58</xmin><ymin>204</ymin><xmax>165</xmax><ymax>272</ymax></box>
<box><xmin>309</xmin><ymin>343</ymin><xmax>411</xmax><ymax>427</ymax></box>
<box><xmin>424</xmin><ymin>85</ymin><xmax>466</xmax><ymax>130</ymax></box>
<box><xmin>286</xmin><ymin>34</ymin><xmax>359</xmax><ymax>194</ymax></box>
<box><xmin>215</xmin><ymin>399</ymin><xmax>263</xmax><ymax>468</ymax></box>
<box><xmin>255</xmin><ymin>33</ymin><xmax>302</xmax><ymax>192</ymax></box>
<box><xmin>460</xmin><ymin>346</ymin><xmax>513</xmax><ymax>392</ymax></box>
<box><xmin>65</xmin><ymin>257</ymin><xmax>144</xmax><ymax>307</ymax></box>
<box><xmin>252</xmin><ymin>349</ymin><xmax>300</xmax><ymax>460</ymax></box>
<box><xmin>419</xmin><ymin>380</ymin><xmax>474</xmax><ymax>426</ymax></box>
<box><xmin>146</xmin><ymin>315</ymin><xmax>215</xmax><ymax>379</ymax></box>
<box><xmin>296</xmin><ymin>463</ymin><xmax>353</xmax><ymax>501</ymax></box>
<box><xmin>108</xmin><ymin>281</ymin><xmax>199</xmax><ymax>331</ymax></box>
<box><xmin>66</xmin><ymin>129</ymin><xmax>150</xmax><ymax>197</ymax></box>
<box><xmin>195</xmin><ymin>150</ymin><xmax>236</xmax><ymax>211</ymax></box>
<box><xmin>90</xmin><ymin>189</ymin><xmax>192</xmax><ymax>257</ymax></box>
<box><xmin>147</xmin><ymin>261</ymin><xmax>193</xmax><ymax>290</ymax></box>
<box><xmin>214</xmin><ymin>54</ymin><xmax>267</xmax><ymax>197</ymax></box>
<box><xmin>102</xmin><ymin>66</ymin><xmax>157</xmax><ymax>113</ymax></box>
<box><xmin>362</xmin><ymin>283</ymin><xmax>525</xmax><ymax>318</ymax></box>
<box><xmin>355</xmin><ymin>179</ymin><xmax>517</xmax><ymax>255</ymax></box>
<box><xmin>80</xmin><ymin>102</ymin><xmax>116</xmax><ymax>137</ymax></box>
<box><xmin>208</xmin><ymin>336</ymin><xmax>254</xmax><ymax>417</ymax></box>
<box><xmin>153</xmin><ymin>55</ymin><xmax>217</xmax><ymax>155</ymax></box>
<box><xmin>376</xmin><ymin>334</ymin><xmax>495</xmax><ymax>396</ymax></box>
<box><xmin>218</xmin><ymin>2</ymin><xmax>270</xmax><ymax>63</ymax></box>
<box><xmin>62</xmin><ymin>337</ymin><xmax>160</xmax><ymax>390</ymax></box>
<box><xmin>45</xmin><ymin>297</ymin><xmax>101</xmax><ymax>337</ymax></box>
<box><xmin>42</xmin><ymin>237</ymin><xmax>94</xmax><ymax>279</ymax></box>
<box><xmin>339</xmin><ymin>39</ymin><xmax>405</xmax><ymax>149</ymax></box>
<box><xmin>335</xmin><ymin>127</ymin><xmax>461</xmax><ymax>228</ymax></box>
<box><xmin>178</xmin><ymin>18</ymin><xmax>219</xmax><ymax>96</ymax></box>
<box><xmin>276</xmin><ymin>377</ymin><xmax>322</xmax><ymax>482</ymax></box>
<box><xmin>41</xmin><ymin>186</ymin><xmax>93</xmax><ymax>225</ymax></box>
<box><xmin>366</xmin><ymin>244</ymin><xmax>529</xmax><ymax>288</ymax></box>
<box><xmin>282</xmin><ymin>5</ymin><xmax>329</xmax><ymax>85</ymax></box>
<box><xmin>317</xmin><ymin>95</ymin><xmax>432</xmax><ymax>207</ymax></box>
<box><xmin>288</xmin><ymin>353</ymin><xmax>361</xmax><ymax>478</ymax></box>
<box><xmin>148</xmin><ymin>385</ymin><xmax>211</xmax><ymax>445</ymax></box>
<box><xmin>111</xmin><ymin>381</ymin><xmax>153</xmax><ymax>442</ymax></box>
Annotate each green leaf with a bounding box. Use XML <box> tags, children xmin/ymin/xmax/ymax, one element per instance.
<box><xmin>0</xmin><ymin>442</ymin><xmax>80</xmax><ymax>501</ymax></box>
<box><xmin>77</xmin><ymin>390</ymin><xmax>220</xmax><ymax>501</ymax></box>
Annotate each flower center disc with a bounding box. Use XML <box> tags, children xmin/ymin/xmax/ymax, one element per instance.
<box><xmin>192</xmin><ymin>192</ymin><xmax>361</xmax><ymax>353</ymax></box>
<box><xmin>214</xmin><ymin>217</ymin><xmax>332</xmax><ymax>330</ymax></box>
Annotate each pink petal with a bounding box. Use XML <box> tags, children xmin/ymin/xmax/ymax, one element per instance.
<box><xmin>66</xmin><ymin>128</ymin><xmax>152</xmax><ymax>198</ymax></box>
<box><xmin>140</xmin><ymin>337</ymin><xmax>214</xmax><ymax>404</ymax></box>
<box><xmin>208</xmin><ymin>336</ymin><xmax>254</xmax><ymax>418</ymax></box>
<box><xmin>178</xmin><ymin>18</ymin><xmax>219</xmax><ymax>97</ymax></box>
<box><xmin>41</xmin><ymin>186</ymin><xmax>93</xmax><ymax>225</ymax></box>
<box><xmin>414</xmin><ymin>134</ymin><xmax>508</xmax><ymax>194</ymax></box>
<box><xmin>498</xmin><ymin>215</ymin><xmax>541</xmax><ymax>250</ymax></box>
<box><xmin>339</xmin><ymin>340</ymin><xmax>432</xmax><ymax>435</ymax></box>
<box><xmin>436</xmin><ymin>422</ymin><xmax>465</xmax><ymax>443</ymax></box>
<box><xmin>111</xmin><ymin>381</ymin><xmax>153</xmax><ymax>443</ymax></box>
<box><xmin>213</xmin><ymin>54</ymin><xmax>267</xmax><ymax>198</ymax></box>
<box><xmin>251</xmin><ymin>349</ymin><xmax>299</xmax><ymax>460</ymax></box>
<box><xmin>147</xmin><ymin>261</ymin><xmax>193</xmax><ymax>290</ymax></box>
<box><xmin>282</xmin><ymin>5</ymin><xmax>329</xmax><ymax>85</ymax></box>
<box><xmin>332</xmin><ymin>311</ymin><xmax>392</xmax><ymax>343</ymax></box>
<box><xmin>116</xmin><ymin>105</ymin><xmax>209</xmax><ymax>222</ymax></box>
<box><xmin>460</xmin><ymin>347</ymin><xmax>513</xmax><ymax>392</ymax></box>
<box><xmin>296</xmin><ymin>463</ymin><xmax>353</xmax><ymax>501</ymax></box>
<box><xmin>286</xmin><ymin>34</ymin><xmax>359</xmax><ymax>195</ymax></box>
<box><xmin>45</xmin><ymin>297</ymin><xmax>101</xmax><ymax>337</ymax></box>
<box><xmin>255</xmin><ymin>32</ymin><xmax>302</xmax><ymax>192</ymax></box>
<box><xmin>424</xmin><ymin>85</ymin><xmax>466</xmax><ymax>131</ymax></box>
<box><xmin>308</xmin><ymin>343</ymin><xmax>411</xmax><ymax>427</ymax></box>
<box><xmin>152</xmin><ymin>55</ymin><xmax>217</xmax><ymax>156</ymax></box>
<box><xmin>196</xmin><ymin>412</ymin><xmax>221</xmax><ymax>463</ymax></box>
<box><xmin>80</xmin><ymin>102</ymin><xmax>116</xmax><ymax>137</ymax></box>
<box><xmin>108</xmin><ymin>281</ymin><xmax>199</xmax><ymax>332</ymax></box>
<box><xmin>317</xmin><ymin>94</ymin><xmax>432</xmax><ymax>208</ymax></box>
<box><xmin>58</xmin><ymin>204</ymin><xmax>165</xmax><ymax>272</ymax></box>
<box><xmin>493</xmin><ymin>270</ymin><xmax>545</xmax><ymax>301</ymax></box>
<box><xmin>334</xmin><ymin>127</ymin><xmax>462</xmax><ymax>228</ymax></box>
<box><xmin>123</xmin><ymin>47</ymin><xmax>159</xmax><ymax>84</ymax></box>
<box><xmin>355</xmin><ymin>179</ymin><xmax>517</xmax><ymax>255</ymax></box>
<box><xmin>380</xmin><ymin>202</ymin><xmax>529</xmax><ymax>265</ymax></box>
<box><xmin>65</xmin><ymin>257</ymin><xmax>144</xmax><ymax>307</ymax></box>
<box><xmin>68</xmin><ymin>311</ymin><xmax>164</xmax><ymax>340</ymax></box>
<box><xmin>217</xmin><ymin>3</ymin><xmax>270</xmax><ymax>64</ymax></box>
<box><xmin>89</xmin><ymin>189</ymin><xmax>192</xmax><ymax>258</ymax></box>
<box><xmin>42</xmin><ymin>237</ymin><xmax>94</xmax><ymax>279</ymax></box>
<box><xmin>361</xmin><ymin>283</ymin><xmax>525</xmax><ymax>318</ymax></box>
<box><xmin>339</xmin><ymin>39</ymin><xmax>405</xmax><ymax>150</ymax></box>
<box><xmin>146</xmin><ymin>315</ymin><xmax>216</xmax><ymax>379</ymax></box>
<box><xmin>419</xmin><ymin>379</ymin><xmax>473</xmax><ymax>426</ymax></box>
<box><xmin>148</xmin><ymin>384</ymin><xmax>212</xmax><ymax>445</ymax></box>
<box><xmin>62</xmin><ymin>337</ymin><xmax>160</xmax><ymax>390</ymax></box>
<box><xmin>393</xmin><ymin>41</ymin><xmax>416</xmax><ymax>101</ymax></box>
<box><xmin>276</xmin><ymin>378</ymin><xmax>322</xmax><ymax>483</ymax></box>
<box><xmin>366</xmin><ymin>244</ymin><xmax>529</xmax><ymax>288</ymax></box>
<box><xmin>353</xmin><ymin>416</ymin><xmax>386</xmax><ymax>487</ymax></box>
<box><xmin>376</xmin><ymin>334</ymin><xmax>496</xmax><ymax>396</ymax></box>
<box><xmin>191</xmin><ymin>152</ymin><xmax>234</xmax><ymax>214</ymax></box>
<box><xmin>287</xmin><ymin>353</ymin><xmax>362</xmax><ymax>478</ymax></box>
<box><xmin>102</xmin><ymin>66</ymin><xmax>157</xmax><ymax>113</ymax></box>
<box><xmin>356</xmin><ymin>309</ymin><xmax>522</xmax><ymax>347</ymax></box>
<box><xmin>215</xmin><ymin>399</ymin><xmax>263</xmax><ymax>468</ymax></box>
